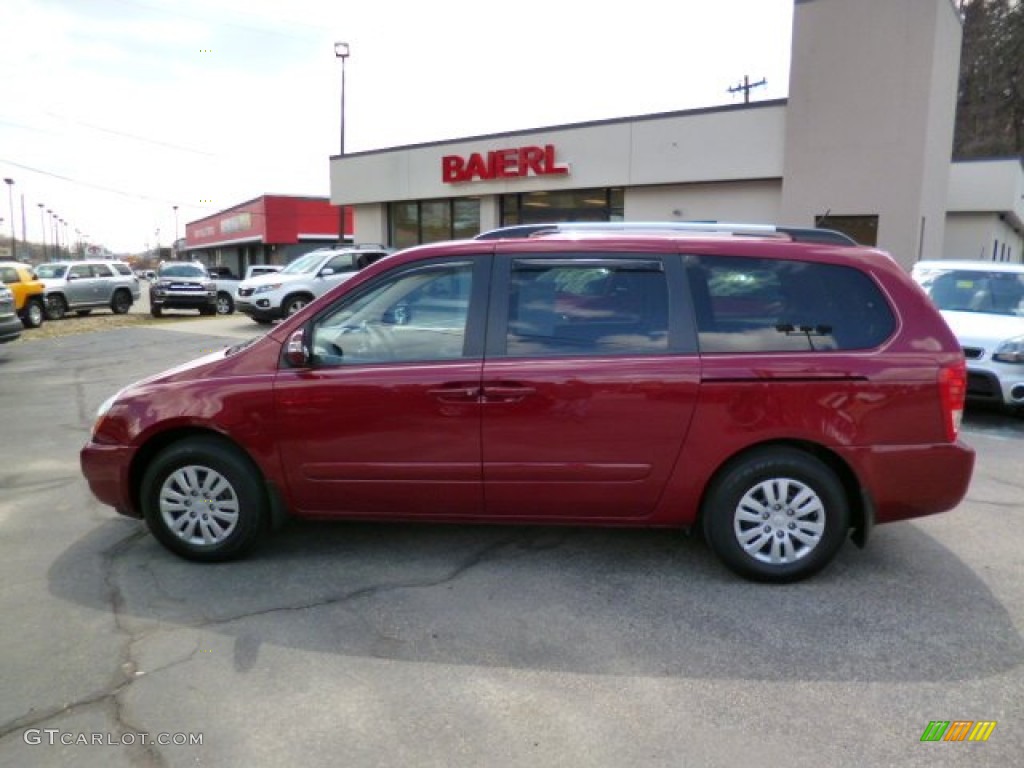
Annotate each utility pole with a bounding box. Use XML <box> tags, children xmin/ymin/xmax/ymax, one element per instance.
<box><xmin>728</xmin><ymin>75</ymin><xmax>767</xmax><ymax>104</ymax></box>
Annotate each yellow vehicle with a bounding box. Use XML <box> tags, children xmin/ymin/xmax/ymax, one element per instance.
<box><xmin>0</xmin><ymin>261</ymin><xmax>46</xmax><ymax>328</ymax></box>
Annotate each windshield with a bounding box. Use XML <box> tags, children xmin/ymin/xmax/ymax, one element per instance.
<box><xmin>160</xmin><ymin>264</ymin><xmax>207</xmax><ymax>278</ymax></box>
<box><xmin>917</xmin><ymin>268</ymin><xmax>1024</xmax><ymax>316</ymax></box>
<box><xmin>280</xmin><ymin>250</ymin><xmax>332</xmax><ymax>275</ymax></box>
<box><xmin>36</xmin><ymin>264</ymin><xmax>67</xmax><ymax>279</ymax></box>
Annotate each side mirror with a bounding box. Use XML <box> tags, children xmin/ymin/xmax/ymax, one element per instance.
<box><xmin>284</xmin><ymin>329</ymin><xmax>310</xmax><ymax>367</ymax></box>
<box><xmin>319</xmin><ymin>267</ymin><xmax>336</xmax><ymax>277</ymax></box>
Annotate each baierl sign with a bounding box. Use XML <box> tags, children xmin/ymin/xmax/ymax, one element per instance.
<box><xmin>442</xmin><ymin>144</ymin><xmax>569</xmax><ymax>183</ymax></box>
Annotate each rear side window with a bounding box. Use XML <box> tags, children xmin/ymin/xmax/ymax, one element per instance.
<box><xmin>112</xmin><ymin>263</ymin><xmax>133</xmax><ymax>276</ymax></box>
<box><xmin>688</xmin><ymin>255</ymin><xmax>895</xmax><ymax>352</ymax></box>
<box><xmin>505</xmin><ymin>258</ymin><xmax>669</xmax><ymax>356</ymax></box>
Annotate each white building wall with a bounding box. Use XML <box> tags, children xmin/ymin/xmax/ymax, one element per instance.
<box><xmin>625</xmin><ymin>180</ymin><xmax>782</xmax><ymax>224</ymax></box>
<box><xmin>781</xmin><ymin>0</ymin><xmax>962</xmax><ymax>267</ymax></box>
<box><xmin>331</xmin><ymin>104</ymin><xmax>787</xmax><ymax>207</ymax></box>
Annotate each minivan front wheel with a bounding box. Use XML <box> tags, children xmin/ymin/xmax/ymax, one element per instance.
<box><xmin>141</xmin><ymin>438</ymin><xmax>267</xmax><ymax>562</ymax></box>
<box><xmin>703</xmin><ymin>448</ymin><xmax>849</xmax><ymax>583</ymax></box>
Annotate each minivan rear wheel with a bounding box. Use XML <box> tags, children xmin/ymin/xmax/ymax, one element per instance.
<box><xmin>141</xmin><ymin>437</ymin><xmax>267</xmax><ymax>562</ymax></box>
<box><xmin>702</xmin><ymin>448</ymin><xmax>849</xmax><ymax>583</ymax></box>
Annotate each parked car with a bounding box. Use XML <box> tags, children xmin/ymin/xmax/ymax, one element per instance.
<box><xmin>235</xmin><ymin>245</ymin><xmax>391</xmax><ymax>324</ymax></box>
<box><xmin>81</xmin><ymin>222</ymin><xmax>975</xmax><ymax>582</ymax></box>
<box><xmin>150</xmin><ymin>261</ymin><xmax>217</xmax><ymax>317</ymax></box>
<box><xmin>36</xmin><ymin>260</ymin><xmax>141</xmax><ymax>319</ymax></box>
<box><xmin>203</xmin><ymin>265</ymin><xmax>241</xmax><ymax>315</ymax></box>
<box><xmin>0</xmin><ymin>284</ymin><xmax>22</xmax><ymax>345</ymax></box>
<box><xmin>912</xmin><ymin>259</ymin><xmax>1024</xmax><ymax>412</ymax></box>
<box><xmin>0</xmin><ymin>261</ymin><xmax>46</xmax><ymax>328</ymax></box>
<box><xmin>244</xmin><ymin>264</ymin><xmax>282</xmax><ymax>280</ymax></box>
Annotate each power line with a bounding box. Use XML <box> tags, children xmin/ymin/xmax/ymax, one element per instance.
<box><xmin>0</xmin><ymin>157</ymin><xmax>211</xmax><ymax>211</ymax></box>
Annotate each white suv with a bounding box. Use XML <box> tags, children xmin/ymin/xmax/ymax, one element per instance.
<box><xmin>235</xmin><ymin>245</ymin><xmax>391</xmax><ymax>324</ymax></box>
<box><xmin>913</xmin><ymin>259</ymin><xmax>1024</xmax><ymax>411</ymax></box>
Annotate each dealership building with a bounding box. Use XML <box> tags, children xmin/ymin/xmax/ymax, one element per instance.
<box><xmin>327</xmin><ymin>0</ymin><xmax>1024</xmax><ymax>269</ymax></box>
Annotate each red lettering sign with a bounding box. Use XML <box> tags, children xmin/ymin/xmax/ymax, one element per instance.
<box><xmin>440</xmin><ymin>144</ymin><xmax>569</xmax><ymax>183</ymax></box>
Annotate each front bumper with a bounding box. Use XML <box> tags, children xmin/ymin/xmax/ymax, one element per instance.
<box><xmin>236</xmin><ymin>298</ymin><xmax>283</xmax><ymax>322</ymax></box>
<box><xmin>152</xmin><ymin>291</ymin><xmax>217</xmax><ymax>310</ymax></box>
<box><xmin>80</xmin><ymin>441</ymin><xmax>141</xmax><ymax>518</ymax></box>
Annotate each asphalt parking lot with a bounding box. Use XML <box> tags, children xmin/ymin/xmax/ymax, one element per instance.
<box><xmin>0</xmin><ymin>308</ymin><xmax>1022</xmax><ymax>767</ymax></box>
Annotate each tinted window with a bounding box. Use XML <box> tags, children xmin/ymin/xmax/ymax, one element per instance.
<box><xmin>112</xmin><ymin>263</ymin><xmax>133</xmax><ymax>276</ymax></box>
<box><xmin>505</xmin><ymin>258</ymin><xmax>669</xmax><ymax>356</ymax></box>
<box><xmin>917</xmin><ymin>268</ymin><xmax>1024</xmax><ymax>316</ymax></box>
<box><xmin>311</xmin><ymin>262</ymin><xmax>474</xmax><ymax>365</ymax></box>
<box><xmin>1</xmin><ymin>267</ymin><xmax>17</xmax><ymax>284</ymax></box>
<box><xmin>69</xmin><ymin>265</ymin><xmax>92</xmax><ymax>279</ymax></box>
<box><xmin>91</xmin><ymin>263</ymin><xmax>113</xmax><ymax>277</ymax></box>
<box><xmin>689</xmin><ymin>255</ymin><xmax>894</xmax><ymax>352</ymax></box>
<box><xmin>324</xmin><ymin>254</ymin><xmax>357</xmax><ymax>273</ymax></box>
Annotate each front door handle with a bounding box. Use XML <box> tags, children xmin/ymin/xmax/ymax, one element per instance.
<box><xmin>481</xmin><ymin>384</ymin><xmax>536</xmax><ymax>402</ymax></box>
<box><xmin>428</xmin><ymin>384</ymin><xmax>481</xmax><ymax>402</ymax></box>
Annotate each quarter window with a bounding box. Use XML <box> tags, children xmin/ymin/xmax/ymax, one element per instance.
<box><xmin>689</xmin><ymin>255</ymin><xmax>895</xmax><ymax>352</ymax></box>
<box><xmin>504</xmin><ymin>259</ymin><xmax>669</xmax><ymax>356</ymax></box>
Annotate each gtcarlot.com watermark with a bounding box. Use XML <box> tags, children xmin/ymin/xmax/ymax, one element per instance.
<box><xmin>23</xmin><ymin>729</ymin><xmax>203</xmax><ymax>747</ymax></box>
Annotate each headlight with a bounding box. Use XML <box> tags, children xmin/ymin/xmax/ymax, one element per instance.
<box><xmin>91</xmin><ymin>388</ymin><xmax>126</xmax><ymax>440</ymax></box>
<box><xmin>993</xmin><ymin>336</ymin><xmax>1024</xmax><ymax>363</ymax></box>
<box><xmin>254</xmin><ymin>283</ymin><xmax>282</xmax><ymax>294</ymax></box>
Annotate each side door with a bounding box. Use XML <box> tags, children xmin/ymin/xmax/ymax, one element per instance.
<box><xmin>315</xmin><ymin>253</ymin><xmax>360</xmax><ymax>297</ymax></box>
<box><xmin>90</xmin><ymin>263</ymin><xmax>115</xmax><ymax>303</ymax></box>
<box><xmin>273</xmin><ymin>255</ymin><xmax>490</xmax><ymax>517</ymax></box>
<box><xmin>481</xmin><ymin>252</ymin><xmax>701</xmax><ymax>519</ymax></box>
<box><xmin>65</xmin><ymin>263</ymin><xmax>97</xmax><ymax>306</ymax></box>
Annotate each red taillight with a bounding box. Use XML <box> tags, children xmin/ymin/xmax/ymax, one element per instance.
<box><xmin>938</xmin><ymin>360</ymin><xmax>967</xmax><ymax>441</ymax></box>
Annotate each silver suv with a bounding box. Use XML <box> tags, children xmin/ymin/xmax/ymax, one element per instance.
<box><xmin>235</xmin><ymin>244</ymin><xmax>391</xmax><ymax>324</ymax></box>
<box><xmin>36</xmin><ymin>260</ymin><xmax>141</xmax><ymax>320</ymax></box>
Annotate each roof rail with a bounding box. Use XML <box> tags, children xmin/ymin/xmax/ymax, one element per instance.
<box><xmin>474</xmin><ymin>221</ymin><xmax>857</xmax><ymax>246</ymax></box>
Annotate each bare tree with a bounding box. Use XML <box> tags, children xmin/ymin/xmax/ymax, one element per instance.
<box><xmin>954</xmin><ymin>0</ymin><xmax>1024</xmax><ymax>158</ymax></box>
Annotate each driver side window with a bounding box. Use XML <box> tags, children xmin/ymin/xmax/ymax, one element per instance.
<box><xmin>311</xmin><ymin>262</ymin><xmax>474</xmax><ymax>366</ymax></box>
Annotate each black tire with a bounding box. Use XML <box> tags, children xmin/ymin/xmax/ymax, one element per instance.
<box><xmin>150</xmin><ymin>304</ymin><xmax>163</xmax><ymax>318</ymax></box>
<box><xmin>216</xmin><ymin>292</ymin><xmax>234</xmax><ymax>315</ymax></box>
<box><xmin>110</xmin><ymin>289</ymin><xmax>132</xmax><ymax>314</ymax></box>
<box><xmin>21</xmin><ymin>297</ymin><xmax>45</xmax><ymax>328</ymax></box>
<box><xmin>140</xmin><ymin>437</ymin><xmax>268</xmax><ymax>562</ymax></box>
<box><xmin>45</xmin><ymin>294</ymin><xmax>67</xmax><ymax>321</ymax></box>
<box><xmin>702</xmin><ymin>448</ymin><xmax>849</xmax><ymax>583</ymax></box>
<box><xmin>76</xmin><ymin>309</ymin><xmax>93</xmax><ymax>317</ymax></box>
<box><xmin>282</xmin><ymin>295</ymin><xmax>311</xmax><ymax>317</ymax></box>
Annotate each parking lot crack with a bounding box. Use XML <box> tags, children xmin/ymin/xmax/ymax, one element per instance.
<box><xmin>194</xmin><ymin>535</ymin><xmax>520</xmax><ymax>629</ymax></box>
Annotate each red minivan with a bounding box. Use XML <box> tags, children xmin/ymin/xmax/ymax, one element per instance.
<box><xmin>80</xmin><ymin>223</ymin><xmax>975</xmax><ymax>582</ymax></box>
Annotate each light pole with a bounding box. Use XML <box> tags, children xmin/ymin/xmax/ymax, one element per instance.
<box><xmin>3</xmin><ymin>178</ymin><xmax>14</xmax><ymax>259</ymax></box>
<box><xmin>334</xmin><ymin>42</ymin><xmax>350</xmax><ymax>155</ymax></box>
<box><xmin>38</xmin><ymin>203</ymin><xmax>46</xmax><ymax>260</ymax></box>
<box><xmin>173</xmin><ymin>205</ymin><xmax>179</xmax><ymax>256</ymax></box>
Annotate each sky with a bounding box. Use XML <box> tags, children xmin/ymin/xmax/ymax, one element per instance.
<box><xmin>0</xmin><ymin>0</ymin><xmax>794</xmax><ymax>255</ymax></box>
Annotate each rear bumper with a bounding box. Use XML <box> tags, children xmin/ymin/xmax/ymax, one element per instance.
<box><xmin>80</xmin><ymin>441</ymin><xmax>141</xmax><ymax>518</ymax></box>
<box><xmin>840</xmin><ymin>441</ymin><xmax>975</xmax><ymax>525</ymax></box>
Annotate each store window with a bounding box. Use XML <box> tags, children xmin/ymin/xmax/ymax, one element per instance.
<box><xmin>388</xmin><ymin>198</ymin><xmax>481</xmax><ymax>247</ymax></box>
<box><xmin>501</xmin><ymin>188</ymin><xmax>624</xmax><ymax>226</ymax></box>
